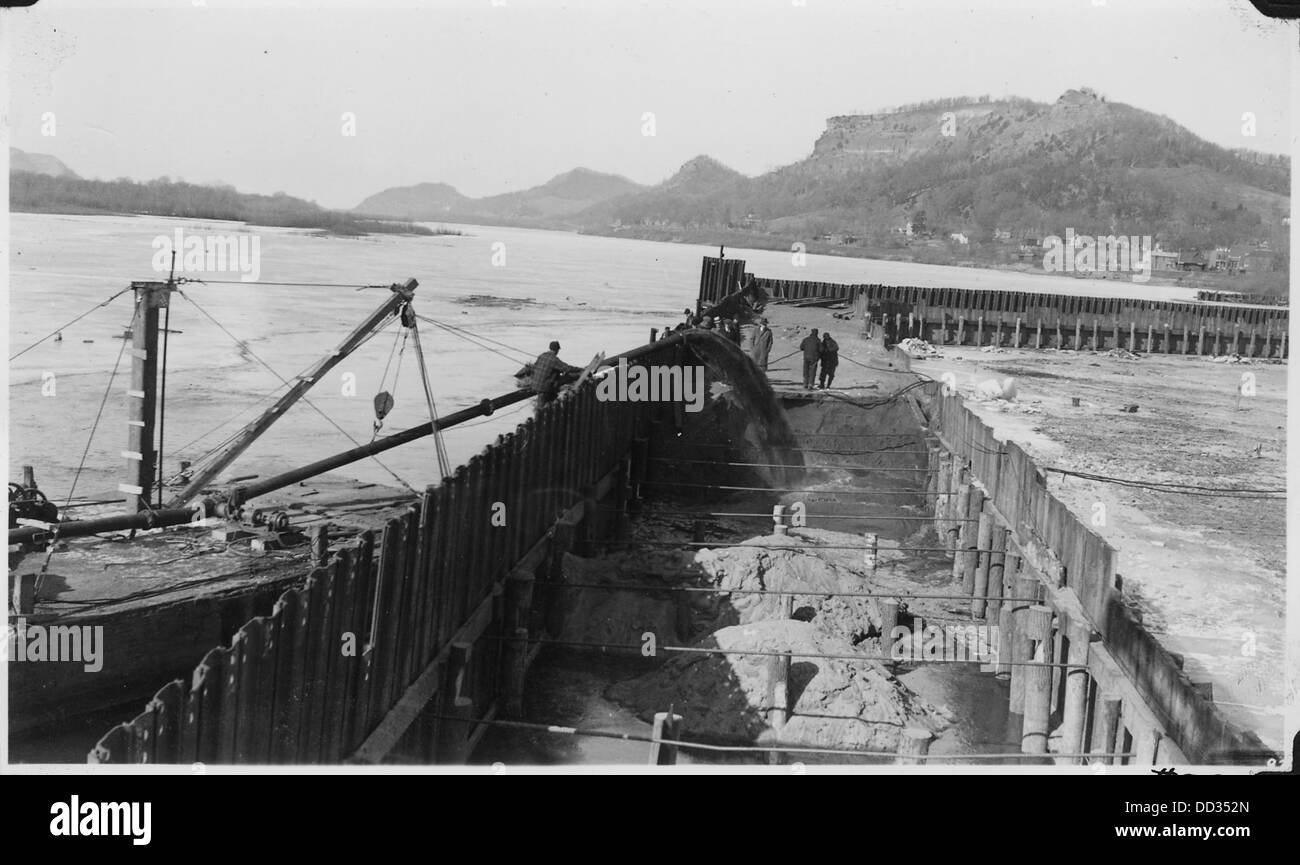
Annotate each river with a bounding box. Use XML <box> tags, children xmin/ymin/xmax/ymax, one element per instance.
<box><xmin>6</xmin><ymin>212</ymin><xmax>1194</xmax><ymax>500</ymax></box>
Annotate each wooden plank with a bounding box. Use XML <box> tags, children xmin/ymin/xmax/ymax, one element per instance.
<box><xmin>349</xmin><ymin>578</ymin><xmax>505</xmax><ymax>763</ymax></box>
<box><xmin>345</xmin><ymin>531</ymin><xmax>378</xmax><ymax>753</ymax></box>
<box><xmin>191</xmin><ymin>648</ymin><xmax>224</xmax><ymax>763</ymax></box>
<box><xmin>216</xmin><ymin>642</ymin><xmax>241</xmax><ymax>762</ymax></box>
<box><xmin>233</xmin><ymin>617</ymin><xmax>265</xmax><ymax>764</ymax></box>
<box><xmin>269</xmin><ymin>589</ymin><xmax>302</xmax><ymax>763</ymax></box>
<box><xmin>324</xmin><ymin>546</ymin><xmax>359</xmax><ymax>762</ymax></box>
<box><xmin>150</xmin><ymin>679</ymin><xmax>185</xmax><ymax>764</ymax></box>
<box><xmin>89</xmin><ymin>723</ymin><xmax>132</xmax><ymax>764</ymax></box>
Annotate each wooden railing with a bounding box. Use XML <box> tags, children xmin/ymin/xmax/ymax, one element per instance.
<box><xmin>925</xmin><ymin>389</ymin><xmax>1270</xmax><ymax>763</ymax></box>
<box><xmin>89</xmin><ymin>340</ymin><xmax>683</xmax><ymax>764</ymax></box>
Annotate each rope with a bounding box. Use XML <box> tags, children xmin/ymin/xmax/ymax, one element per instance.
<box><xmin>483</xmin><ymin>635</ymin><xmax>1092</xmax><ymax>669</ymax></box>
<box><xmin>639</xmin><ymin>480</ymin><xmax>943</xmax><ymax>495</ymax></box>
<box><xmin>440</xmin><ymin>715</ymin><xmax>1129</xmax><ymax>761</ymax></box>
<box><xmin>8</xmin><ymin>287</ymin><xmax>131</xmax><ymax>360</ymax></box>
<box><xmin>600</xmin><ymin>539</ymin><xmax>996</xmax><ymax>554</ymax></box>
<box><xmin>532</xmin><ymin>581</ymin><xmax>1040</xmax><ymax>603</ymax></box>
<box><xmin>594</xmin><ymin>506</ymin><xmax>975</xmax><ymax>522</ymax></box>
<box><xmin>1041</xmin><ymin>466</ymin><xmax>1284</xmax><ymax>498</ymax></box>
<box><xmin>179</xmin><ymin>278</ymin><xmax>389</xmax><ymax>289</ymax></box>
<box><xmin>177</xmin><ymin>289</ymin><xmax>416</xmax><ymax>493</ymax></box>
<box><xmin>426</xmin><ymin>316</ymin><xmax>537</xmax><ymax>362</ymax></box>
<box><xmin>649</xmin><ymin>457</ymin><xmax>937</xmax><ymax>472</ymax></box>
<box><xmin>63</xmin><ymin>335</ymin><xmax>129</xmax><ymax>509</ymax></box>
<box><xmin>414</xmin><ymin>313</ymin><xmax>534</xmax><ymax>364</ymax></box>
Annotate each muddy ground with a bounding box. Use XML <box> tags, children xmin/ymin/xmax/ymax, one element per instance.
<box><xmin>764</xmin><ymin>301</ymin><xmax>1288</xmax><ymax>752</ymax></box>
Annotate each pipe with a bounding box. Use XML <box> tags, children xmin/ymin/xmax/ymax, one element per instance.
<box><xmin>9</xmin><ymin>335</ymin><xmax>688</xmax><ymax>547</ymax></box>
<box><xmin>8</xmin><ymin>503</ymin><xmax>212</xmax><ymax>546</ymax></box>
<box><xmin>229</xmin><ymin>334</ymin><xmax>688</xmax><ymax>505</ymax></box>
<box><xmin>230</xmin><ymin>388</ymin><xmax>535</xmax><ymax>503</ymax></box>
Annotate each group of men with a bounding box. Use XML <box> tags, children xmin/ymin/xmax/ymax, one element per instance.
<box><xmin>798</xmin><ymin>328</ymin><xmax>839</xmax><ymax>389</ymax></box>
<box><xmin>522</xmin><ymin>316</ymin><xmax>832</xmax><ymax>413</ymax></box>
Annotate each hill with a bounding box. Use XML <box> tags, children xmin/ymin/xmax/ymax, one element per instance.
<box><xmin>10</xmin><ymin>147</ymin><xmax>79</xmax><ymax>178</ymax></box>
<box><xmin>354</xmin><ymin>167</ymin><xmax>644</xmax><ymax>222</ymax></box>
<box><xmin>587</xmin><ymin>90</ymin><xmax>1289</xmax><ymax>268</ymax></box>
<box><xmin>11</xmin><ymin>168</ymin><xmax>433</xmax><ymax>237</ymax></box>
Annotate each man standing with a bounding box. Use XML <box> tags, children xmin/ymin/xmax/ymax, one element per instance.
<box><xmin>751</xmin><ymin>318</ymin><xmax>773</xmax><ymax>372</ymax></box>
<box><xmin>818</xmin><ymin>332</ymin><xmax>840</xmax><ymax>389</ymax></box>
<box><xmin>530</xmin><ymin>340</ymin><xmax>582</xmax><ymax>410</ymax></box>
<box><xmin>799</xmin><ymin>328</ymin><xmax>821</xmax><ymax>389</ymax></box>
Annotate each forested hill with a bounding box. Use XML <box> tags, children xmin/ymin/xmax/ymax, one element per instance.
<box><xmin>589</xmin><ymin>89</ymin><xmax>1289</xmax><ymax>258</ymax></box>
<box><xmin>11</xmin><ymin>166</ymin><xmax>432</xmax><ymax>236</ymax></box>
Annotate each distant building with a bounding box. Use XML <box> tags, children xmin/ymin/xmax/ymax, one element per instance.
<box><xmin>1208</xmin><ymin>246</ymin><xmax>1242</xmax><ymax>274</ymax></box>
<box><xmin>1151</xmin><ymin>248</ymin><xmax>1179</xmax><ymax>272</ymax></box>
<box><xmin>950</xmin><ymin>232</ymin><xmax>969</xmax><ymax>245</ymax></box>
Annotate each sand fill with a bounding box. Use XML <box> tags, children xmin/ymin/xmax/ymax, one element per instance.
<box><xmin>607</xmin><ymin>619</ymin><xmax>952</xmax><ymax>751</ymax></box>
<box><xmin>691</xmin><ymin>535</ymin><xmax>882</xmax><ymax>644</ymax></box>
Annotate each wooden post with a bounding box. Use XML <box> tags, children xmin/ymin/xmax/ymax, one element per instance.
<box><xmin>985</xmin><ymin>527</ymin><xmax>1009</xmax><ymax>623</ymax></box>
<box><xmin>1128</xmin><ymin>321</ymin><xmax>1135</xmax><ymax>352</ymax></box>
<box><xmin>957</xmin><ymin>316</ymin><xmax>965</xmax><ymax>346</ymax></box>
<box><xmin>546</xmin><ymin>517</ymin><xmax>576</xmax><ymax>637</ymax></box>
<box><xmin>123</xmin><ymin>281</ymin><xmax>174</xmax><ymax>512</ymax></box>
<box><xmin>435</xmin><ymin>643</ymin><xmax>475</xmax><ymax>764</ymax></box>
<box><xmin>949</xmin><ymin>466</ymin><xmax>970</xmax><ymax>562</ymax></box>
<box><xmin>896</xmin><ymin>728</ymin><xmax>933</xmax><ymax>765</ymax></box>
<box><xmin>977</xmin><ymin>315</ymin><xmax>984</xmax><ymax>347</ymax></box>
<box><xmin>11</xmin><ymin>572</ymin><xmax>37</xmax><ymax>614</ymax></box>
<box><xmin>772</xmin><ymin>503</ymin><xmax>788</xmax><ymax>536</ymax></box>
<box><xmin>502</xmin><ymin>568</ymin><xmax>535</xmax><ymax>717</ymax></box>
<box><xmin>1181</xmin><ymin>324</ymin><xmax>1189</xmax><ymax>355</ymax></box>
<box><xmin>971</xmin><ymin>502</ymin><xmax>994</xmax><ymax>617</ymax></box>
<box><xmin>1035</xmin><ymin>318</ymin><xmax>1042</xmax><ymax>349</ymax></box>
<box><xmin>21</xmin><ymin>465</ymin><xmax>35</xmax><ymax>489</ymax></box>
<box><xmin>879</xmin><ymin>598</ymin><xmax>899</xmax><ymax>664</ymax></box>
<box><xmin>1164</xmin><ymin>323</ymin><xmax>1172</xmax><ymax>354</ymax></box>
<box><xmin>649</xmin><ymin>712</ymin><xmax>684</xmax><ymax>765</ymax></box>
<box><xmin>1146</xmin><ymin>323</ymin><xmax>1154</xmax><ymax>353</ymax></box>
<box><xmin>1008</xmin><ymin>576</ymin><xmax>1039</xmax><ymax>712</ymax></box>
<box><xmin>1020</xmin><ymin>606</ymin><xmax>1054</xmax><ymax>754</ymax></box>
<box><xmin>310</xmin><ymin>524</ymin><xmax>329</xmax><ymax>569</ymax></box>
<box><xmin>1014</xmin><ymin>317</ymin><xmax>1022</xmax><ymax>349</ymax></box>
<box><xmin>767</xmin><ymin>652</ymin><xmax>791</xmax><ymax>764</ymax></box>
<box><xmin>955</xmin><ymin>486</ymin><xmax>982</xmax><ymax>591</ymax></box>
<box><xmin>1131</xmin><ymin>727</ymin><xmax>1161</xmax><ymax>766</ymax></box>
<box><xmin>934</xmin><ymin>453</ymin><xmax>952</xmax><ymax>541</ymax></box>
<box><xmin>1058</xmin><ymin>620</ymin><xmax>1091</xmax><ymax>764</ymax></box>
<box><xmin>1092</xmin><ymin>696</ymin><xmax>1122</xmax><ymax>765</ymax></box>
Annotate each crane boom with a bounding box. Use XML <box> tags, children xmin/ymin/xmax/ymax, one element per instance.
<box><xmin>166</xmin><ymin>278</ymin><xmax>418</xmax><ymax>507</ymax></box>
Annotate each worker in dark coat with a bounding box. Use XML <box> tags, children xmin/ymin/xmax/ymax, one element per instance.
<box><xmin>799</xmin><ymin>328</ymin><xmax>821</xmax><ymax>389</ymax></box>
<box><xmin>818</xmin><ymin>332</ymin><xmax>840</xmax><ymax>389</ymax></box>
<box><xmin>530</xmin><ymin>341</ymin><xmax>582</xmax><ymax>409</ymax></box>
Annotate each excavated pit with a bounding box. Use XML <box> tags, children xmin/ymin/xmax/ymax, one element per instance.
<box><xmin>473</xmin><ymin>334</ymin><xmax>1017</xmax><ymax>765</ymax></box>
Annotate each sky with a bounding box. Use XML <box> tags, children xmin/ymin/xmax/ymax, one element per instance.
<box><xmin>3</xmin><ymin>0</ymin><xmax>1296</xmax><ymax>210</ymax></box>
